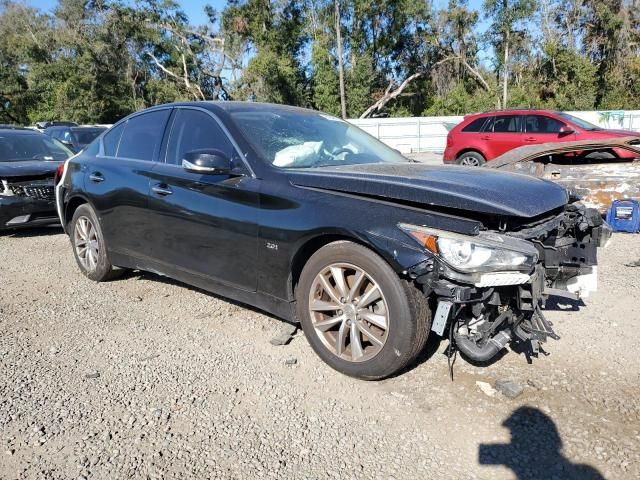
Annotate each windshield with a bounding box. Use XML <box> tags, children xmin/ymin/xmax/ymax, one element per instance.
<box><xmin>72</xmin><ymin>128</ymin><xmax>105</xmax><ymax>146</ymax></box>
<box><xmin>555</xmin><ymin>112</ymin><xmax>601</xmax><ymax>131</ymax></box>
<box><xmin>0</xmin><ymin>133</ymin><xmax>73</xmax><ymax>162</ymax></box>
<box><xmin>228</xmin><ymin>108</ymin><xmax>408</xmax><ymax>168</ymax></box>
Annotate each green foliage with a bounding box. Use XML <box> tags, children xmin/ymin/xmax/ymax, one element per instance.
<box><xmin>538</xmin><ymin>43</ymin><xmax>598</xmax><ymax>111</ymax></box>
<box><xmin>310</xmin><ymin>41</ymin><xmax>340</xmax><ymax>116</ymax></box>
<box><xmin>0</xmin><ymin>0</ymin><xmax>639</xmax><ymax>125</ymax></box>
<box><xmin>240</xmin><ymin>49</ymin><xmax>304</xmax><ymax>104</ymax></box>
<box><xmin>423</xmin><ymin>82</ymin><xmax>497</xmax><ymax>115</ymax></box>
<box><xmin>345</xmin><ymin>51</ymin><xmax>375</xmax><ymax>118</ymax></box>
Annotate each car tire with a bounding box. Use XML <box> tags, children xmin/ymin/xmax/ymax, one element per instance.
<box><xmin>456</xmin><ymin>151</ymin><xmax>486</xmax><ymax>166</ymax></box>
<box><xmin>296</xmin><ymin>241</ymin><xmax>431</xmax><ymax>380</ymax></box>
<box><xmin>70</xmin><ymin>204</ymin><xmax>118</xmax><ymax>282</ymax></box>
<box><xmin>585</xmin><ymin>151</ymin><xmax>616</xmax><ymax>160</ymax></box>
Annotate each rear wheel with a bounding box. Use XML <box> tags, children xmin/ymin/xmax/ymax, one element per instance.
<box><xmin>456</xmin><ymin>151</ymin><xmax>486</xmax><ymax>166</ymax></box>
<box><xmin>296</xmin><ymin>241</ymin><xmax>431</xmax><ymax>380</ymax></box>
<box><xmin>70</xmin><ymin>204</ymin><xmax>118</xmax><ymax>282</ymax></box>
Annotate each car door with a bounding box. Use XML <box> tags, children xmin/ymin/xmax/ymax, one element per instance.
<box><xmin>147</xmin><ymin>107</ymin><xmax>260</xmax><ymax>292</ymax></box>
<box><xmin>485</xmin><ymin>114</ymin><xmax>525</xmax><ymax>158</ymax></box>
<box><xmin>84</xmin><ymin>108</ymin><xmax>171</xmax><ymax>262</ymax></box>
<box><xmin>523</xmin><ymin>115</ymin><xmax>574</xmax><ymax>145</ymax></box>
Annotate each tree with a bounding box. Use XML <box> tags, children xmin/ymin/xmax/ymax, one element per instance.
<box><xmin>483</xmin><ymin>0</ymin><xmax>536</xmax><ymax>108</ymax></box>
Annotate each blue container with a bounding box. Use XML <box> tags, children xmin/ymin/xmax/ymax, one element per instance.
<box><xmin>606</xmin><ymin>199</ymin><xmax>640</xmax><ymax>233</ymax></box>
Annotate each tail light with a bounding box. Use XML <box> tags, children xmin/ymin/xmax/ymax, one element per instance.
<box><xmin>446</xmin><ymin>133</ymin><xmax>453</xmax><ymax>147</ymax></box>
<box><xmin>54</xmin><ymin>163</ymin><xmax>65</xmax><ymax>185</ymax></box>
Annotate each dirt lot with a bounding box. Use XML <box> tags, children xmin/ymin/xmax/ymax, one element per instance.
<box><xmin>1</xmin><ymin>228</ymin><xmax>639</xmax><ymax>480</ymax></box>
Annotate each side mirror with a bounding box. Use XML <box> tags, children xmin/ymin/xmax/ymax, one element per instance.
<box><xmin>559</xmin><ymin>125</ymin><xmax>575</xmax><ymax>136</ymax></box>
<box><xmin>182</xmin><ymin>149</ymin><xmax>231</xmax><ymax>175</ymax></box>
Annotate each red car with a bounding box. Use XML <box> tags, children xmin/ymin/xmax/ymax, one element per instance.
<box><xmin>443</xmin><ymin>109</ymin><xmax>640</xmax><ymax>166</ymax></box>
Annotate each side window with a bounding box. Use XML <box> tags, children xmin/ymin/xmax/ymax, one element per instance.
<box><xmin>461</xmin><ymin>117</ymin><xmax>487</xmax><ymax>133</ymax></box>
<box><xmin>493</xmin><ymin>115</ymin><xmax>522</xmax><ymax>133</ymax></box>
<box><xmin>102</xmin><ymin>122</ymin><xmax>125</xmax><ymax>157</ymax></box>
<box><xmin>525</xmin><ymin>115</ymin><xmax>565</xmax><ymax>133</ymax></box>
<box><xmin>166</xmin><ymin>109</ymin><xmax>236</xmax><ymax>166</ymax></box>
<box><xmin>117</xmin><ymin>109</ymin><xmax>170</xmax><ymax>161</ymax></box>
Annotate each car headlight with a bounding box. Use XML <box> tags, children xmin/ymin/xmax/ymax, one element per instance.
<box><xmin>398</xmin><ymin>223</ymin><xmax>538</xmax><ymax>273</ymax></box>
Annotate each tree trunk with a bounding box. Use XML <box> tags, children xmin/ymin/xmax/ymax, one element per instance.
<box><xmin>502</xmin><ymin>30</ymin><xmax>509</xmax><ymax>109</ymax></box>
<box><xmin>335</xmin><ymin>0</ymin><xmax>347</xmax><ymax>119</ymax></box>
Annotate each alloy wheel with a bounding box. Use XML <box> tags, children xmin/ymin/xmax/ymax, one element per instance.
<box><xmin>74</xmin><ymin>216</ymin><xmax>99</xmax><ymax>271</ymax></box>
<box><xmin>458</xmin><ymin>155</ymin><xmax>481</xmax><ymax>166</ymax></box>
<box><xmin>308</xmin><ymin>263</ymin><xmax>389</xmax><ymax>362</ymax></box>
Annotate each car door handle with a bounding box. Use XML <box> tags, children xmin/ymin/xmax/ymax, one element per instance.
<box><xmin>524</xmin><ymin>137</ymin><xmax>537</xmax><ymax>142</ymax></box>
<box><xmin>152</xmin><ymin>184</ymin><xmax>173</xmax><ymax>196</ymax></box>
<box><xmin>89</xmin><ymin>172</ymin><xmax>104</xmax><ymax>183</ymax></box>
<box><xmin>480</xmin><ymin>135</ymin><xmax>490</xmax><ymax>140</ymax></box>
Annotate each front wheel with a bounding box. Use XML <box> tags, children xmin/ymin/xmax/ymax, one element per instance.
<box><xmin>296</xmin><ymin>241</ymin><xmax>431</xmax><ymax>380</ymax></box>
<box><xmin>70</xmin><ymin>204</ymin><xmax>118</xmax><ymax>282</ymax></box>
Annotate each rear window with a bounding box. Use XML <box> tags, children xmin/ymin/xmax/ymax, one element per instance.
<box><xmin>117</xmin><ymin>110</ymin><xmax>170</xmax><ymax>161</ymax></box>
<box><xmin>103</xmin><ymin>123</ymin><xmax>124</xmax><ymax>157</ymax></box>
<box><xmin>461</xmin><ymin>117</ymin><xmax>487</xmax><ymax>132</ymax></box>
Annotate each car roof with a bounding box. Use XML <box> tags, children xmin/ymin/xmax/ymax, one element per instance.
<box><xmin>0</xmin><ymin>128</ymin><xmax>44</xmax><ymax>135</ymax></box>
<box><xmin>70</xmin><ymin>126</ymin><xmax>107</xmax><ymax>131</ymax></box>
<box><xmin>466</xmin><ymin>109</ymin><xmax>557</xmax><ymax>118</ymax></box>
<box><xmin>141</xmin><ymin>101</ymin><xmax>327</xmax><ymax>116</ymax></box>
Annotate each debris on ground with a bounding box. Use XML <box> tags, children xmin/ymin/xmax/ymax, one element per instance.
<box><xmin>495</xmin><ymin>379</ymin><xmax>524</xmax><ymax>399</ymax></box>
<box><xmin>270</xmin><ymin>323</ymin><xmax>298</xmax><ymax>346</ymax></box>
<box><xmin>475</xmin><ymin>381</ymin><xmax>497</xmax><ymax>397</ymax></box>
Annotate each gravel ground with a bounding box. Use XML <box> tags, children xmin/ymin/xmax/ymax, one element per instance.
<box><xmin>1</xmin><ymin>228</ymin><xmax>639</xmax><ymax>480</ymax></box>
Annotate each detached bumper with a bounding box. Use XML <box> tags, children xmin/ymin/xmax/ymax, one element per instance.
<box><xmin>0</xmin><ymin>196</ymin><xmax>59</xmax><ymax>230</ymax></box>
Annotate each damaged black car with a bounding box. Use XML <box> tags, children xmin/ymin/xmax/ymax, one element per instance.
<box><xmin>1</xmin><ymin>127</ymin><xmax>72</xmax><ymax>230</ymax></box>
<box><xmin>56</xmin><ymin>103</ymin><xmax>610</xmax><ymax>379</ymax></box>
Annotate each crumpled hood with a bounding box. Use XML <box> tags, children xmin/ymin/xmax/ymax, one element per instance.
<box><xmin>286</xmin><ymin>163</ymin><xmax>568</xmax><ymax>218</ymax></box>
<box><xmin>0</xmin><ymin>160</ymin><xmax>61</xmax><ymax>179</ymax></box>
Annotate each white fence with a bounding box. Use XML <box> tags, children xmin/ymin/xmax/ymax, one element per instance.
<box><xmin>349</xmin><ymin>110</ymin><xmax>640</xmax><ymax>154</ymax></box>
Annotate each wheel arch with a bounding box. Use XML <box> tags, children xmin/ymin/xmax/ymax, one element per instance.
<box><xmin>63</xmin><ymin>194</ymin><xmax>93</xmax><ymax>231</ymax></box>
<box><xmin>455</xmin><ymin>148</ymin><xmax>486</xmax><ymax>161</ymax></box>
<box><xmin>289</xmin><ymin>233</ymin><xmax>385</xmax><ymax>300</ymax></box>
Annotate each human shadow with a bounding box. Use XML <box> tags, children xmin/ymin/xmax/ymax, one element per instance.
<box><xmin>479</xmin><ymin>406</ymin><xmax>605</xmax><ymax>480</ymax></box>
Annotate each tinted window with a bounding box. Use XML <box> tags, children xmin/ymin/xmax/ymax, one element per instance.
<box><xmin>525</xmin><ymin>115</ymin><xmax>565</xmax><ymax>133</ymax></box>
<box><xmin>461</xmin><ymin>117</ymin><xmax>487</xmax><ymax>132</ymax></box>
<box><xmin>72</xmin><ymin>128</ymin><xmax>105</xmax><ymax>146</ymax></box>
<box><xmin>166</xmin><ymin>109</ymin><xmax>235</xmax><ymax>165</ymax></box>
<box><xmin>117</xmin><ymin>110</ymin><xmax>170</xmax><ymax>161</ymax></box>
<box><xmin>493</xmin><ymin>115</ymin><xmax>522</xmax><ymax>133</ymax></box>
<box><xmin>103</xmin><ymin>123</ymin><xmax>125</xmax><ymax>157</ymax></box>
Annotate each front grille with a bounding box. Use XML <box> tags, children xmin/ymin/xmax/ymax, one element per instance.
<box><xmin>23</xmin><ymin>185</ymin><xmax>55</xmax><ymax>201</ymax></box>
<box><xmin>5</xmin><ymin>183</ymin><xmax>55</xmax><ymax>201</ymax></box>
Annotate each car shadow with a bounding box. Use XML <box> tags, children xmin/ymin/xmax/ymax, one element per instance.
<box><xmin>120</xmin><ymin>269</ymin><xmax>288</xmax><ymax>324</ymax></box>
<box><xmin>0</xmin><ymin>225</ymin><xmax>63</xmax><ymax>238</ymax></box>
<box><xmin>479</xmin><ymin>406</ymin><xmax>605</xmax><ymax>480</ymax></box>
<box><xmin>543</xmin><ymin>295</ymin><xmax>585</xmax><ymax>312</ymax></box>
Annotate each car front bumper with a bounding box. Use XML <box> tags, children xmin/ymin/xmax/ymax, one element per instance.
<box><xmin>0</xmin><ymin>195</ymin><xmax>60</xmax><ymax>230</ymax></box>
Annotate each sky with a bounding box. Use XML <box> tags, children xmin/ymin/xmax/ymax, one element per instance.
<box><xmin>28</xmin><ymin>0</ymin><xmax>228</xmax><ymax>25</ymax></box>
<box><xmin>29</xmin><ymin>0</ymin><xmax>487</xmax><ymax>28</ymax></box>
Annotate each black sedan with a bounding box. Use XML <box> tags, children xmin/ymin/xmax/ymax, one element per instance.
<box><xmin>1</xmin><ymin>127</ymin><xmax>72</xmax><ymax>230</ymax></box>
<box><xmin>56</xmin><ymin>102</ymin><xmax>609</xmax><ymax>379</ymax></box>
